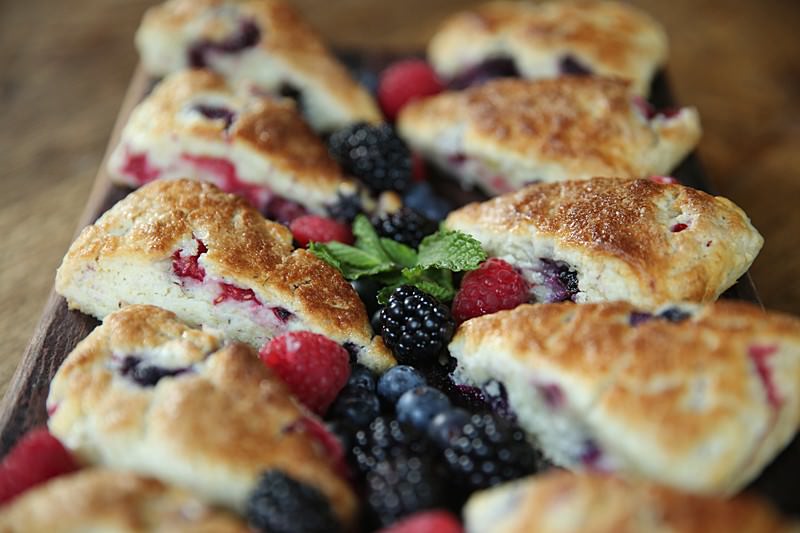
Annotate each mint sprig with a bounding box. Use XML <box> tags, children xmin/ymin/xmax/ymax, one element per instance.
<box><xmin>310</xmin><ymin>214</ymin><xmax>485</xmax><ymax>303</ymax></box>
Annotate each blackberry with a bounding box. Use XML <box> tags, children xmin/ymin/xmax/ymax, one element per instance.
<box><xmin>440</xmin><ymin>413</ymin><xmax>541</xmax><ymax>492</ymax></box>
<box><xmin>365</xmin><ymin>452</ymin><xmax>447</xmax><ymax>527</ymax></box>
<box><xmin>328</xmin><ymin>123</ymin><xmax>412</xmax><ymax>192</ymax></box>
<box><xmin>351</xmin><ymin>416</ymin><xmax>430</xmax><ymax>475</ymax></box>
<box><xmin>326</xmin><ymin>191</ymin><xmax>364</xmax><ymax>222</ymax></box>
<box><xmin>380</xmin><ymin>286</ymin><xmax>455</xmax><ymax>365</ymax></box>
<box><xmin>371</xmin><ymin>207</ymin><xmax>437</xmax><ymax>249</ymax></box>
<box><xmin>245</xmin><ymin>470</ymin><xmax>340</xmax><ymax>533</ymax></box>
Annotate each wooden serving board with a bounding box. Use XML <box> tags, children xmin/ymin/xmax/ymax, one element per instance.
<box><xmin>1</xmin><ymin>57</ymin><xmax>793</xmax><ymax>513</ymax></box>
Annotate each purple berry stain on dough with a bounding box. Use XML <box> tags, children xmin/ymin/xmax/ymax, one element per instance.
<box><xmin>538</xmin><ymin>259</ymin><xmax>579</xmax><ymax>302</ymax></box>
<box><xmin>193</xmin><ymin>104</ymin><xmax>236</xmax><ymax>131</ymax></box>
<box><xmin>536</xmin><ymin>383</ymin><xmax>564</xmax><ymax>409</ymax></box>
<box><xmin>559</xmin><ymin>55</ymin><xmax>592</xmax><ymax>76</ymax></box>
<box><xmin>449</xmin><ymin>57</ymin><xmax>520</xmax><ymax>90</ymax></box>
<box><xmin>272</xmin><ymin>307</ymin><xmax>293</xmax><ymax>323</ymax></box>
<box><xmin>629</xmin><ymin>311</ymin><xmax>653</xmax><ymax>326</ymax></box>
<box><xmin>116</xmin><ymin>356</ymin><xmax>191</xmax><ymax>387</ymax></box>
<box><xmin>188</xmin><ymin>20</ymin><xmax>261</xmax><ymax>68</ymax></box>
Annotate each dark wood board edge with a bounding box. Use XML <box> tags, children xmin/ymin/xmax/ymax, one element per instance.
<box><xmin>0</xmin><ymin>67</ymin><xmax>148</xmax><ymax>452</ymax></box>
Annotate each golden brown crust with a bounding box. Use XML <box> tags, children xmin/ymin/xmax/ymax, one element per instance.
<box><xmin>136</xmin><ymin>0</ymin><xmax>380</xmax><ymax>130</ymax></box>
<box><xmin>0</xmin><ymin>469</ymin><xmax>249</xmax><ymax>533</ymax></box>
<box><xmin>55</xmin><ymin>179</ymin><xmax>394</xmax><ymax>371</ymax></box>
<box><xmin>111</xmin><ymin>70</ymin><xmax>353</xmax><ymax>203</ymax></box>
<box><xmin>464</xmin><ymin>471</ymin><xmax>800</xmax><ymax>533</ymax></box>
<box><xmin>449</xmin><ymin>301</ymin><xmax>800</xmax><ymax>493</ymax></box>
<box><xmin>398</xmin><ymin>78</ymin><xmax>701</xmax><ymax>192</ymax></box>
<box><xmin>429</xmin><ymin>1</ymin><xmax>669</xmax><ymax>95</ymax></box>
<box><xmin>46</xmin><ymin>305</ymin><xmax>357</xmax><ymax>526</ymax></box>
<box><xmin>444</xmin><ymin>178</ymin><xmax>763</xmax><ymax>308</ymax></box>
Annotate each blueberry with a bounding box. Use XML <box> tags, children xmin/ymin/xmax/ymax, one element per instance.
<box><xmin>348</xmin><ymin>364</ymin><xmax>377</xmax><ymax>392</ymax></box>
<box><xmin>371</xmin><ymin>309</ymin><xmax>383</xmax><ymax>332</ymax></box>
<box><xmin>402</xmin><ymin>182</ymin><xmax>454</xmax><ymax>222</ymax></box>
<box><xmin>377</xmin><ymin>365</ymin><xmax>426</xmax><ymax>406</ymax></box>
<box><xmin>396</xmin><ymin>386</ymin><xmax>451</xmax><ymax>431</ymax></box>
<box><xmin>428</xmin><ymin>408</ymin><xmax>471</xmax><ymax>447</ymax></box>
<box><xmin>329</xmin><ymin>387</ymin><xmax>381</xmax><ymax>427</ymax></box>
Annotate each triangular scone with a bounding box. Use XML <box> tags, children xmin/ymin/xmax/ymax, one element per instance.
<box><xmin>47</xmin><ymin>305</ymin><xmax>358</xmax><ymax>527</ymax></box>
<box><xmin>444</xmin><ymin>178</ymin><xmax>762</xmax><ymax>310</ymax></box>
<box><xmin>107</xmin><ymin>70</ymin><xmax>371</xmax><ymax>220</ymax></box>
<box><xmin>54</xmin><ymin>179</ymin><xmax>394</xmax><ymax>372</ymax></box>
<box><xmin>136</xmin><ymin>0</ymin><xmax>381</xmax><ymax>132</ymax></box>
<box><xmin>429</xmin><ymin>1</ymin><xmax>668</xmax><ymax>96</ymax></box>
<box><xmin>397</xmin><ymin>78</ymin><xmax>701</xmax><ymax>195</ymax></box>
<box><xmin>0</xmin><ymin>469</ymin><xmax>249</xmax><ymax>532</ymax></box>
<box><xmin>464</xmin><ymin>471</ymin><xmax>800</xmax><ymax>533</ymax></box>
<box><xmin>449</xmin><ymin>301</ymin><xmax>800</xmax><ymax>494</ymax></box>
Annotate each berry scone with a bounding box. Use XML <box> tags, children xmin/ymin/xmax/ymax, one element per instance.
<box><xmin>107</xmin><ymin>69</ymin><xmax>371</xmax><ymax>220</ymax></box>
<box><xmin>429</xmin><ymin>0</ymin><xmax>668</xmax><ymax>96</ymax></box>
<box><xmin>46</xmin><ymin>305</ymin><xmax>357</xmax><ymax>528</ymax></box>
<box><xmin>448</xmin><ymin>301</ymin><xmax>800</xmax><ymax>494</ymax></box>
<box><xmin>54</xmin><ymin>179</ymin><xmax>394</xmax><ymax>372</ymax></box>
<box><xmin>464</xmin><ymin>471</ymin><xmax>800</xmax><ymax>533</ymax></box>
<box><xmin>136</xmin><ymin>0</ymin><xmax>381</xmax><ymax>132</ymax></box>
<box><xmin>397</xmin><ymin>77</ymin><xmax>701</xmax><ymax>195</ymax></box>
<box><xmin>444</xmin><ymin>178</ymin><xmax>763</xmax><ymax>310</ymax></box>
<box><xmin>0</xmin><ymin>469</ymin><xmax>249</xmax><ymax>532</ymax></box>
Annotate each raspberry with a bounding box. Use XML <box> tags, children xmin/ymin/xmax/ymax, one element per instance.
<box><xmin>452</xmin><ymin>258</ymin><xmax>529</xmax><ymax>323</ymax></box>
<box><xmin>245</xmin><ymin>469</ymin><xmax>340</xmax><ymax>533</ymax></box>
<box><xmin>290</xmin><ymin>215</ymin><xmax>354</xmax><ymax>247</ymax></box>
<box><xmin>378</xmin><ymin>510</ymin><xmax>463</xmax><ymax>533</ymax></box>
<box><xmin>372</xmin><ymin>207</ymin><xmax>437</xmax><ymax>249</ymax></box>
<box><xmin>259</xmin><ymin>332</ymin><xmax>351</xmax><ymax>414</ymax></box>
<box><xmin>328</xmin><ymin>123</ymin><xmax>413</xmax><ymax>193</ymax></box>
<box><xmin>378</xmin><ymin>59</ymin><xmax>444</xmax><ymax>121</ymax></box>
<box><xmin>380</xmin><ymin>286</ymin><xmax>455</xmax><ymax>365</ymax></box>
<box><xmin>0</xmin><ymin>428</ymin><xmax>79</xmax><ymax>504</ymax></box>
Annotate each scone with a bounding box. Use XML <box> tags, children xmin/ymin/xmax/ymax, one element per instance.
<box><xmin>136</xmin><ymin>0</ymin><xmax>381</xmax><ymax>131</ymax></box>
<box><xmin>54</xmin><ymin>179</ymin><xmax>394</xmax><ymax>372</ymax></box>
<box><xmin>397</xmin><ymin>77</ymin><xmax>701</xmax><ymax>195</ymax></box>
<box><xmin>108</xmin><ymin>69</ymin><xmax>371</xmax><ymax>220</ymax></box>
<box><xmin>0</xmin><ymin>469</ymin><xmax>248</xmax><ymax>532</ymax></box>
<box><xmin>448</xmin><ymin>301</ymin><xmax>800</xmax><ymax>494</ymax></box>
<box><xmin>444</xmin><ymin>178</ymin><xmax>763</xmax><ymax>309</ymax></box>
<box><xmin>464</xmin><ymin>471</ymin><xmax>800</xmax><ymax>533</ymax></box>
<box><xmin>47</xmin><ymin>305</ymin><xmax>357</xmax><ymax>527</ymax></box>
<box><xmin>429</xmin><ymin>1</ymin><xmax>668</xmax><ymax>96</ymax></box>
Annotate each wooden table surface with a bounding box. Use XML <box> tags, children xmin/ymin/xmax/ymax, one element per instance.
<box><xmin>1</xmin><ymin>0</ymin><xmax>798</xmax><ymax>398</ymax></box>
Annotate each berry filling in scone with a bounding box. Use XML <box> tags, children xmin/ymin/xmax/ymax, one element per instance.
<box><xmin>447</xmin><ymin>54</ymin><xmax>594</xmax><ymax>91</ymax></box>
<box><xmin>188</xmin><ymin>19</ymin><xmax>262</xmax><ymax>69</ymax></box>
<box><xmin>168</xmin><ymin>238</ymin><xmax>297</xmax><ymax>344</ymax></box>
<box><xmin>116</xmin><ymin>148</ymin><xmax>324</xmax><ymax>224</ymax></box>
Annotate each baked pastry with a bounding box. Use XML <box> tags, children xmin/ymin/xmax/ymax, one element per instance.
<box><xmin>448</xmin><ymin>301</ymin><xmax>800</xmax><ymax>494</ymax></box>
<box><xmin>108</xmin><ymin>69</ymin><xmax>371</xmax><ymax>220</ymax></box>
<box><xmin>54</xmin><ymin>179</ymin><xmax>394</xmax><ymax>372</ymax></box>
<box><xmin>47</xmin><ymin>305</ymin><xmax>357</xmax><ymax>527</ymax></box>
<box><xmin>135</xmin><ymin>0</ymin><xmax>381</xmax><ymax>132</ymax></box>
<box><xmin>444</xmin><ymin>178</ymin><xmax>763</xmax><ymax>309</ymax></box>
<box><xmin>429</xmin><ymin>1</ymin><xmax>668</xmax><ymax>96</ymax></box>
<box><xmin>397</xmin><ymin>77</ymin><xmax>701</xmax><ymax>195</ymax></box>
<box><xmin>464</xmin><ymin>470</ymin><xmax>800</xmax><ymax>533</ymax></box>
<box><xmin>0</xmin><ymin>469</ymin><xmax>249</xmax><ymax>532</ymax></box>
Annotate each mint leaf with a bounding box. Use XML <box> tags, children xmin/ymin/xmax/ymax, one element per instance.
<box><xmin>352</xmin><ymin>215</ymin><xmax>391</xmax><ymax>263</ymax></box>
<box><xmin>309</xmin><ymin>241</ymin><xmax>395</xmax><ymax>279</ymax></box>
<box><xmin>417</xmin><ymin>230</ymin><xmax>486</xmax><ymax>272</ymax></box>
<box><xmin>308</xmin><ymin>242</ymin><xmax>342</xmax><ymax>270</ymax></box>
<box><xmin>380</xmin><ymin>238</ymin><xmax>417</xmax><ymax>268</ymax></box>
